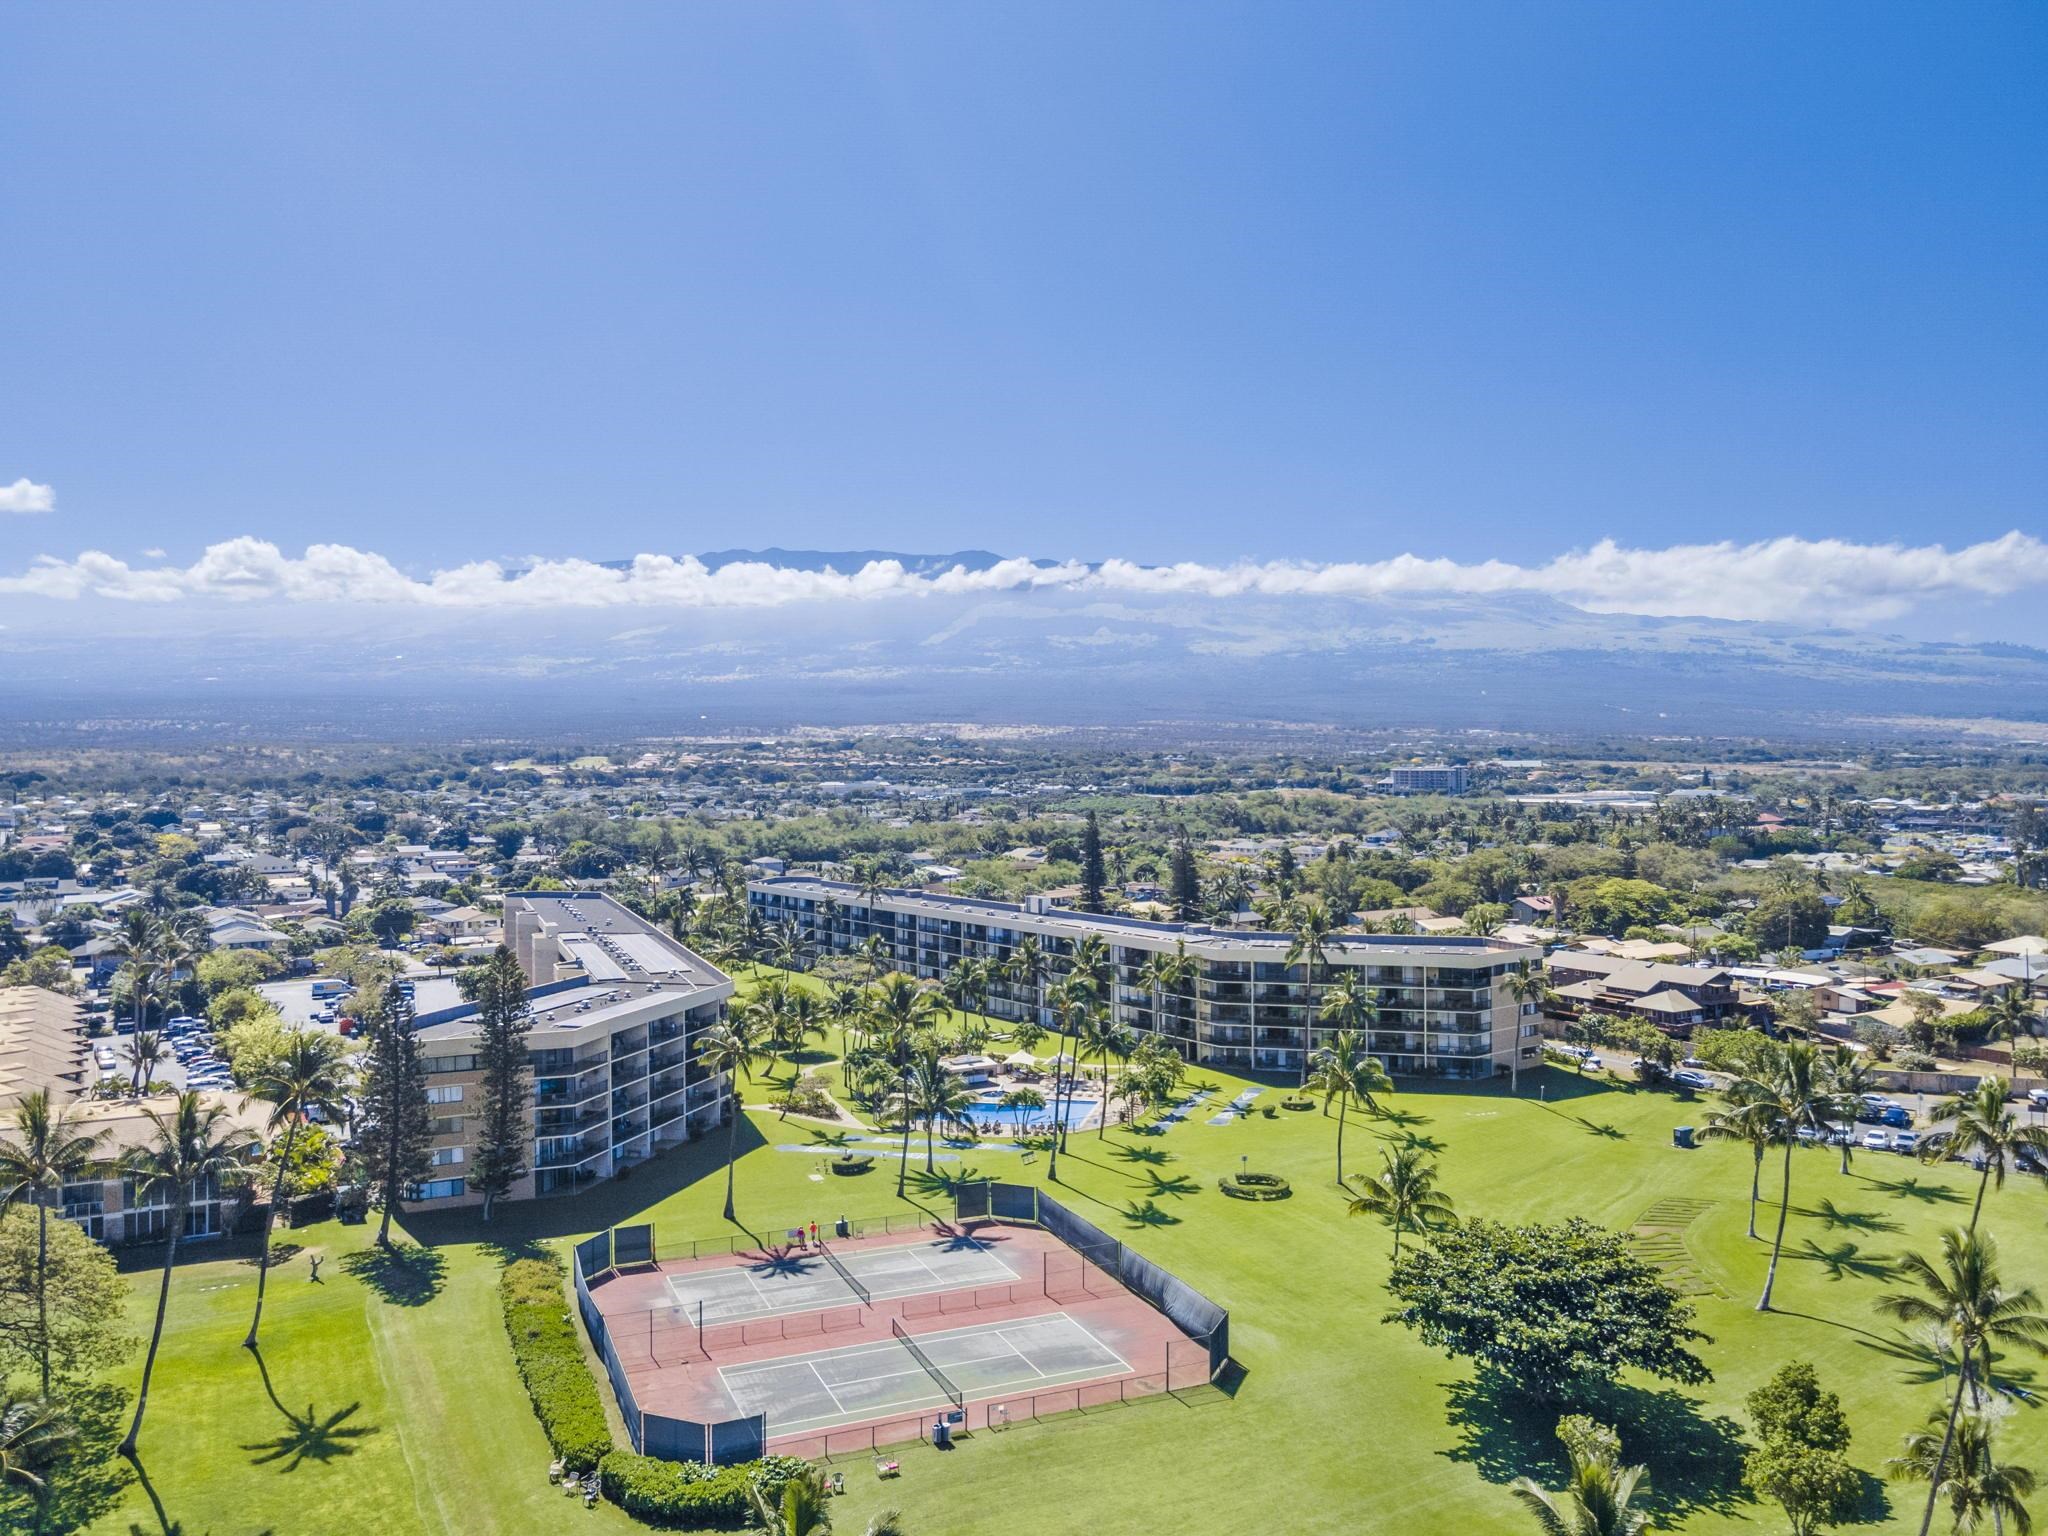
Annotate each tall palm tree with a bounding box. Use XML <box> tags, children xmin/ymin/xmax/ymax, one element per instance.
<box><xmin>911</xmin><ymin>1051</ymin><xmax>980</xmax><ymax>1170</ymax></box>
<box><xmin>128</xmin><ymin>1030</ymin><xmax>166</xmax><ymax>1097</ymax></box>
<box><xmin>1823</xmin><ymin>1045</ymin><xmax>1880</xmax><ymax>1175</ymax></box>
<box><xmin>1877</xmin><ymin>1228</ymin><xmax>2048</xmax><ymax>1536</ymax></box>
<box><xmin>1283</xmin><ymin>901</ymin><xmax>1336</xmax><ymax>1086</ymax></box>
<box><xmin>862</xmin><ymin>973</ymin><xmax>943</xmax><ymax>1068</ymax></box>
<box><xmin>1043</xmin><ymin>984</ymin><xmax>1095</xmax><ymax>1173</ymax></box>
<box><xmin>0</xmin><ymin>1092</ymin><xmax>109</xmax><ymax>1394</ymax></box>
<box><xmin>1698</xmin><ymin>1102</ymin><xmax>1774</xmax><ymax>1243</ymax></box>
<box><xmin>1509</xmin><ymin>1421</ymin><xmax>1650</xmax><ymax>1536</ymax></box>
<box><xmin>1075</xmin><ymin>1009</ymin><xmax>1133</xmax><ymax>1140</ymax></box>
<box><xmin>1066</xmin><ymin>936</ymin><xmax>1114</xmax><ymax>1006</ymax></box>
<box><xmin>111</xmin><ymin>909</ymin><xmax>158</xmax><ymax>1039</ymax></box>
<box><xmin>881</xmin><ymin>1064</ymin><xmax>920</xmax><ymax>1197</ymax></box>
<box><xmin>748</xmin><ymin>1463</ymin><xmax>834</xmax><ymax>1536</ymax></box>
<box><xmin>242</xmin><ymin>1032</ymin><xmax>352</xmax><ymax>1350</ymax></box>
<box><xmin>1317</xmin><ymin>973</ymin><xmax>1381</xmax><ymax>1057</ymax></box>
<box><xmin>1917</xmin><ymin>1077</ymin><xmax>2048</xmax><ymax>1229</ymax></box>
<box><xmin>1982</xmin><ymin>989</ymin><xmax>2039</xmax><ymax>1055</ymax></box>
<box><xmin>856</xmin><ymin>933</ymin><xmax>891</xmax><ymax>983</ymax></box>
<box><xmin>1004</xmin><ymin>936</ymin><xmax>1052</xmax><ymax>1036</ymax></box>
<box><xmin>1889</xmin><ymin>1407</ymin><xmax>2036</xmax><ymax>1536</ymax></box>
<box><xmin>1347</xmin><ymin>1144</ymin><xmax>1456</xmax><ymax>1260</ymax></box>
<box><xmin>695</xmin><ymin>1024</ymin><xmax>761</xmax><ymax>1221</ymax></box>
<box><xmin>1136</xmin><ymin>941</ymin><xmax>1198</xmax><ymax>1057</ymax></box>
<box><xmin>1304</xmin><ymin>1030</ymin><xmax>1392</xmax><ymax>1185</ymax></box>
<box><xmin>117</xmin><ymin>1093</ymin><xmax>259</xmax><ymax>1457</ymax></box>
<box><xmin>1719</xmin><ymin>1041</ymin><xmax>1833</xmax><ymax>1310</ymax></box>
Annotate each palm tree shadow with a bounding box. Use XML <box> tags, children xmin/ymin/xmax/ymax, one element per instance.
<box><xmin>338</xmin><ymin>1243</ymin><xmax>446</xmax><ymax>1306</ymax></box>
<box><xmin>1141</xmin><ymin>1171</ymin><xmax>1201</xmax><ymax>1199</ymax></box>
<box><xmin>1110</xmin><ymin>1142</ymin><xmax>1172</xmax><ymax>1166</ymax></box>
<box><xmin>1576</xmin><ymin>1118</ymin><xmax>1626</xmax><ymax>1140</ymax></box>
<box><xmin>245</xmin><ymin>1344</ymin><xmax>379</xmax><ymax>1470</ymax></box>
<box><xmin>1803</xmin><ymin>1198</ymin><xmax>1901</xmax><ymax>1234</ymax></box>
<box><xmin>1121</xmin><ymin>1198</ymin><xmax>1181</xmax><ymax>1228</ymax></box>
<box><xmin>1859</xmin><ymin>1174</ymin><xmax>1964</xmax><ymax>1206</ymax></box>
<box><xmin>242</xmin><ymin>1401</ymin><xmax>375</xmax><ymax>1471</ymax></box>
<box><xmin>1788</xmin><ymin>1238</ymin><xmax>1901</xmax><ymax>1284</ymax></box>
<box><xmin>906</xmin><ymin>1165</ymin><xmax>986</xmax><ymax>1198</ymax></box>
<box><xmin>18</xmin><ymin>1381</ymin><xmax>131</xmax><ymax>1535</ymax></box>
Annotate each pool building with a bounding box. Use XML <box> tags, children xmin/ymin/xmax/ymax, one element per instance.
<box><xmin>746</xmin><ymin>877</ymin><xmax>1543</xmax><ymax>1081</ymax></box>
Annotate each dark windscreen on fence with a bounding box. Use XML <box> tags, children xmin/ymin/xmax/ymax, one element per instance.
<box><xmin>574</xmin><ymin>1231</ymin><xmax>612</xmax><ymax>1279</ymax></box>
<box><xmin>708</xmin><ymin>1414</ymin><xmax>767</xmax><ymax>1465</ymax></box>
<box><xmin>955</xmin><ymin>1180</ymin><xmax>992</xmax><ymax>1220</ymax></box>
<box><xmin>612</xmin><ymin>1224</ymin><xmax>654</xmax><ymax>1268</ymax></box>
<box><xmin>642</xmin><ymin>1414</ymin><xmax>706</xmax><ymax>1463</ymax></box>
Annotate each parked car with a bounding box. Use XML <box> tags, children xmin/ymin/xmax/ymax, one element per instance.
<box><xmin>1673</xmin><ymin>1069</ymin><xmax>1713</xmax><ymax>1092</ymax></box>
<box><xmin>1892</xmin><ymin>1130</ymin><xmax>1920</xmax><ymax>1154</ymax></box>
<box><xmin>2027</xmin><ymin>1088</ymin><xmax>2048</xmax><ymax>1111</ymax></box>
<box><xmin>1680</xmin><ymin>1056</ymin><xmax>1709</xmax><ymax>1070</ymax></box>
<box><xmin>1881</xmin><ymin>1105</ymin><xmax>1911</xmax><ymax>1128</ymax></box>
<box><xmin>1862</xmin><ymin>1130</ymin><xmax>1891</xmax><ymax>1151</ymax></box>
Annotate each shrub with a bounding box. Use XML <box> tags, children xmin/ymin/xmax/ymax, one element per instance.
<box><xmin>829</xmin><ymin>1153</ymin><xmax>875</xmax><ymax>1176</ymax></box>
<box><xmin>500</xmin><ymin>1253</ymin><xmax>614</xmax><ymax>1473</ymax></box>
<box><xmin>597</xmin><ymin>1452</ymin><xmax>811</xmax><ymax>1528</ymax></box>
<box><xmin>1217</xmin><ymin>1171</ymin><xmax>1291</xmax><ymax>1201</ymax></box>
<box><xmin>1279</xmin><ymin>1095</ymin><xmax>1315</xmax><ymax>1111</ymax></box>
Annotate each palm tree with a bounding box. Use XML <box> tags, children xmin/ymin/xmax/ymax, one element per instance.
<box><xmin>1043</xmin><ymin>984</ymin><xmax>1094</xmax><ymax>1175</ymax></box>
<box><xmin>1889</xmin><ymin>1407</ymin><xmax>2036</xmax><ymax>1536</ymax></box>
<box><xmin>111</xmin><ymin>909</ymin><xmax>158</xmax><ymax>1039</ymax></box>
<box><xmin>1317</xmin><ymin>973</ymin><xmax>1380</xmax><ymax>1058</ymax></box>
<box><xmin>1917</xmin><ymin>1077</ymin><xmax>2048</xmax><ymax>1229</ymax></box>
<box><xmin>1347</xmin><ymin>1144</ymin><xmax>1456</xmax><ymax>1261</ymax></box>
<box><xmin>695</xmin><ymin>1024</ymin><xmax>761</xmax><ymax>1221</ymax></box>
<box><xmin>862</xmin><ymin>973</ymin><xmax>943</xmax><ymax>1068</ymax></box>
<box><xmin>1877</xmin><ymin>1228</ymin><xmax>2048</xmax><ymax>1536</ymax></box>
<box><xmin>749</xmin><ymin>1463</ymin><xmax>834</xmax><ymax>1535</ymax></box>
<box><xmin>1823</xmin><ymin>1045</ymin><xmax>1880</xmax><ymax>1175</ymax></box>
<box><xmin>1719</xmin><ymin>1041</ymin><xmax>1833</xmax><ymax>1310</ymax></box>
<box><xmin>242</xmin><ymin>1031</ymin><xmax>352</xmax><ymax>1349</ymax></box>
<box><xmin>1283</xmin><ymin>901</ymin><xmax>1336</xmax><ymax>1085</ymax></box>
<box><xmin>0</xmin><ymin>1092</ymin><xmax>109</xmax><ymax>1394</ymax></box>
<box><xmin>1304</xmin><ymin>1030</ymin><xmax>1392</xmax><ymax>1185</ymax></box>
<box><xmin>0</xmin><ymin>1392</ymin><xmax>76</xmax><ymax>1508</ymax></box>
<box><xmin>1065</xmin><ymin>935</ymin><xmax>1114</xmax><ymax>1006</ymax></box>
<box><xmin>1075</xmin><ymin>1009</ymin><xmax>1133</xmax><ymax>1140</ymax></box>
<box><xmin>1509</xmin><ymin>1419</ymin><xmax>1650</xmax><ymax>1536</ymax></box>
<box><xmin>1136</xmin><ymin>941</ymin><xmax>1198</xmax><ymax>1058</ymax></box>
<box><xmin>912</xmin><ymin>1051</ymin><xmax>980</xmax><ymax>1170</ymax></box>
<box><xmin>881</xmin><ymin>1064</ymin><xmax>920</xmax><ymax>1196</ymax></box>
<box><xmin>1982</xmin><ymin>989</ymin><xmax>2039</xmax><ymax>1055</ymax></box>
<box><xmin>117</xmin><ymin>1093</ymin><xmax>259</xmax><ymax>1457</ymax></box>
<box><xmin>128</xmin><ymin>1030</ymin><xmax>166</xmax><ymax>1097</ymax></box>
<box><xmin>1004</xmin><ymin>937</ymin><xmax>1052</xmax><ymax>1036</ymax></box>
<box><xmin>1502</xmin><ymin>960</ymin><xmax>1556</xmax><ymax>1087</ymax></box>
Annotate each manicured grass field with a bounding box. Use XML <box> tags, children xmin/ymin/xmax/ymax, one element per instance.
<box><xmin>52</xmin><ymin>1003</ymin><xmax>2048</xmax><ymax>1536</ymax></box>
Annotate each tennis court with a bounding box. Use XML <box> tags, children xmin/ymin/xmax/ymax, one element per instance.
<box><xmin>716</xmin><ymin>1312</ymin><xmax>1128</xmax><ymax>1435</ymax></box>
<box><xmin>665</xmin><ymin>1232</ymin><xmax>1019</xmax><ymax>1324</ymax></box>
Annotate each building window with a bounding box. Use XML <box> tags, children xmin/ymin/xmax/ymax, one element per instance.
<box><xmin>406</xmin><ymin>1178</ymin><xmax>466</xmax><ymax>1201</ymax></box>
<box><xmin>425</xmin><ymin>1084</ymin><xmax>464</xmax><ymax>1105</ymax></box>
<box><xmin>430</xmin><ymin>1146</ymin><xmax>465</xmax><ymax>1167</ymax></box>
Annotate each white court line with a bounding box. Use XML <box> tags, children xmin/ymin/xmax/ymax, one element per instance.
<box><xmin>806</xmin><ymin>1360</ymin><xmax>848</xmax><ymax>1415</ymax></box>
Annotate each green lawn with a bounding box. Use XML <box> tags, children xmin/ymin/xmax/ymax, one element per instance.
<box><xmin>45</xmin><ymin>1006</ymin><xmax>2048</xmax><ymax>1536</ymax></box>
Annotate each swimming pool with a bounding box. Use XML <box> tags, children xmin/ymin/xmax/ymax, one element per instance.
<box><xmin>963</xmin><ymin>1097</ymin><xmax>1099</xmax><ymax>1131</ymax></box>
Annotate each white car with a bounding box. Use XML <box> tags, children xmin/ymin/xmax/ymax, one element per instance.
<box><xmin>1862</xmin><ymin>1129</ymin><xmax>1890</xmax><ymax>1151</ymax></box>
<box><xmin>1892</xmin><ymin>1131</ymin><xmax>1920</xmax><ymax>1154</ymax></box>
<box><xmin>2028</xmin><ymin>1088</ymin><xmax>2048</xmax><ymax>1111</ymax></box>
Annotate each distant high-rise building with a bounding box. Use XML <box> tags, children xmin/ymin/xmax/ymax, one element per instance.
<box><xmin>1390</xmin><ymin>764</ymin><xmax>1469</xmax><ymax>794</ymax></box>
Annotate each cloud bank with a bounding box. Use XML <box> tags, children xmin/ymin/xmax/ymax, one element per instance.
<box><xmin>2</xmin><ymin>531</ymin><xmax>2045</xmax><ymax>626</ymax></box>
<box><xmin>0</xmin><ymin>479</ymin><xmax>55</xmax><ymax>515</ymax></box>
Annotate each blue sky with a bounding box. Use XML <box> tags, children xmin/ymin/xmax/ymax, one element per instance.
<box><xmin>1</xmin><ymin>2</ymin><xmax>2043</xmax><ymax>585</ymax></box>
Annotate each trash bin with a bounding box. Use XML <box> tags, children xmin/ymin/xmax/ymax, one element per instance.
<box><xmin>1673</xmin><ymin>1126</ymin><xmax>1696</xmax><ymax>1149</ymax></box>
<box><xmin>835</xmin><ymin>1216</ymin><xmax>850</xmax><ymax>1239</ymax></box>
<box><xmin>932</xmin><ymin>1417</ymin><xmax>952</xmax><ymax>1449</ymax></box>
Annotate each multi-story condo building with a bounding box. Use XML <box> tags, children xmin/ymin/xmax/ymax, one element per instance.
<box><xmin>747</xmin><ymin>878</ymin><xmax>1543</xmax><ymax>1080</ymax></box>
<box><xmin>408</xmin><ymin>892</ymin><xmax>734</xmax><ymax>1209</ymax></box>
<box><xmin>1390</xmin><ymin>764</ymin><xmax>1469</xmax><ymax>794</ymax></box>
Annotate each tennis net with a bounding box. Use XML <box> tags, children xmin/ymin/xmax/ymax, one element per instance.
<box><xmin>816</xmin><ymin>1240</ymin><xmax>870</xmax><ymax>1306</ymax></box>
<box><xmin>890</xmin><ymin>1317</ymin><xmax>964</xmax><ymax>1410</ymax></box>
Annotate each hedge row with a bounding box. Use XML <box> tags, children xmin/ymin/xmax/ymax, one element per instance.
<box><xmin>1217</xmin><ymin>1170</ymin><xmax>1292</xmax><ymax>1201</ymax></box>
<box><xmin>500</xmin><ymin>1253</ymin><xmax>616</xmax><ymax>1474</ymax></box>
<box><xmin>596</xmin><ymin>1452</ymin><xmax>811</xmax><ymax>1529</ymax></box>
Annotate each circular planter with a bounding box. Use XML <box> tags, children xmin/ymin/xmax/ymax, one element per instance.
<box><xmin>1279</xmin><ymin>1096</ymin><xmax>1316</xmax><ymax>1112</ymax></box>
<box><xmin>1217</xmin><ymin>1171</ymin><xmax>1292</xmax><ymax>1201</ymax></box>
<box><xmin>829</xmin><ymin>1154</ymin><xmax>876</xmax><ymax>1176</ymax></box>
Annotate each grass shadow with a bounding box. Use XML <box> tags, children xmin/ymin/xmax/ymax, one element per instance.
<box><xmin>1110</xmin><ymin>1142</ymin><xmax>1173</xmax><ymax>1167</ymax></box>
<box><xmin>338</xmin><ymin>1242</ymin><xmax>447</xmax><ymax>1306</ymax></box>
<box><xmin>243</xmin><ymin>1344</ymin><xmax>380</xmax><ymax>1470</ymax></box>
<box><xmin>240</xmin><ymin>1241</ymin><xmax>302</xmax><ymax>1270</ymax></box>
<box><xmin>1140</xmin><ymin>1171</ymin><xmax>1202</xmax><ymax>1199</ymax></box>
<box><xmin>1859</xmin><ymin>1174</ymin><xmax>1964</xmax><ymax>1207</ymax></box>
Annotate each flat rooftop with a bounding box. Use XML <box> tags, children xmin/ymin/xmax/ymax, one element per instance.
<box><xmin>747</xmin><ymin>876</ymin><xmax>1532</xmax><ymax>960</ymax></box>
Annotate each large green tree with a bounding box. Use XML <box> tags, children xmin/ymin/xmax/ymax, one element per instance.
<box><xmin>1385</xmin><ymin>1217</ymin><xmax>1711</xmax><ymax>1403</ymax></box>
<box><xmin>1742</xmin><ymin>1362</ymin><xmax>1862</xmax><ymax>1536</ymax></box>
<box><xmin>355</xmin><ymin>980</ymin><xmax>433</xmax><ymax>1249</ymax></box>
<box><xmin>0</xmin><ymin>1093</ymin><xmax>108</xmax><ymax>1395</ymax></box>
<box><xmin>458</xmin><ymin>947</ymin><xmax>535</xmax><ymax>1222</ymax></box>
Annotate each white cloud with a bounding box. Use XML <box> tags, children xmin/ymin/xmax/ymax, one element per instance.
<box><xmin>0</xmin><ymin>479</ymin><xmax>55</xmax><ymax>515</ymax></box>
<box><xmin>1</xmin><ymin>531</ymin><xmax>2045</xmax><ymax>627</ymax></box>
